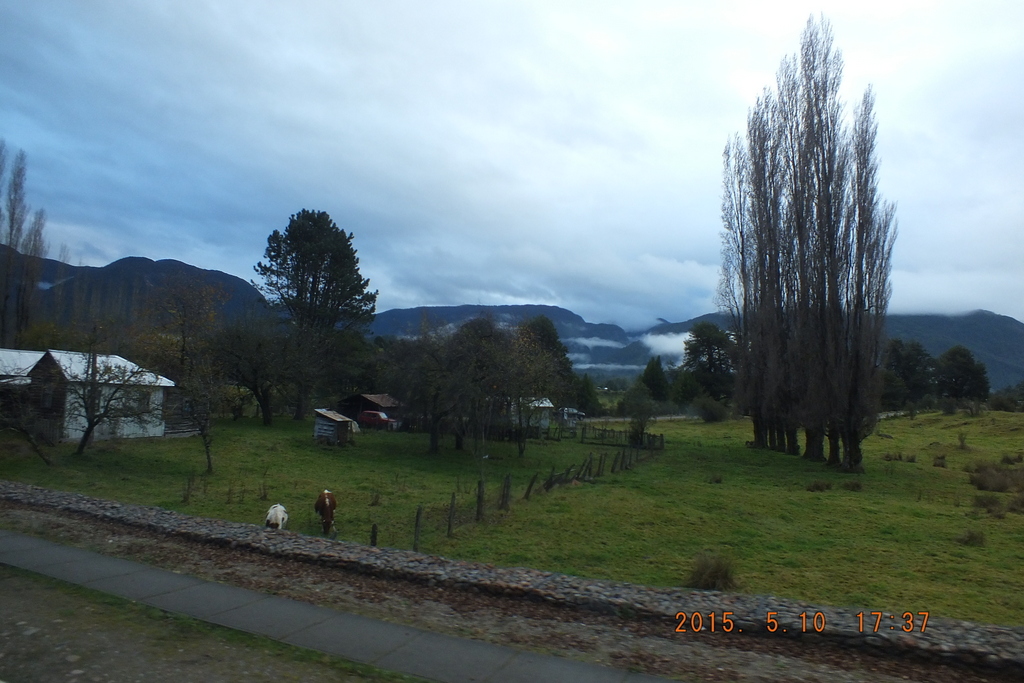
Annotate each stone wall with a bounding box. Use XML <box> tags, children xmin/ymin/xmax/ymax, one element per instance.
<box><xmin>0</xmin><ymin>480</ymin><xmax>1020</xmax><ymax>671</ymax></box>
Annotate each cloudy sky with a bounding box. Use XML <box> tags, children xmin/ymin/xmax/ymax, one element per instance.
<box><xmin>1</xmin><ymin>1</ymin><xmax>1021</xmax><ymax>331</ymax></box>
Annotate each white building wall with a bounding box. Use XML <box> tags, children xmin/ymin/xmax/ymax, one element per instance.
<box><xmin>61</xmin><ymin>386</ymin><xmax>166</xmax><ymax>442</ymax></box>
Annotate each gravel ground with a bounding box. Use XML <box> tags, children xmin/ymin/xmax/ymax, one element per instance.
<box><xmin>0</xmin><ymin>503</ymin><xmax>1019</xmax><ymax>683</ymax></box>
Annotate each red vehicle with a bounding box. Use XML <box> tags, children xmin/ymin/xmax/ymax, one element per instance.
<box><xmin>357</xmin><ymin>410</ymin><xmax>397</xmax><ymax>430</ymax></box>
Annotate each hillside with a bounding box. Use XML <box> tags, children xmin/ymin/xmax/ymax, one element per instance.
<box><xmin>1</xmin><ymin>245</ymin><xmax>265</xmax><ymax>327</ymax></box>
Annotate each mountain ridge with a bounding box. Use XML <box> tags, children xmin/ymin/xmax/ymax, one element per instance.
<box><xmin>4</xmin><ymin>246</ymin><xmax>1021</xmax><ymax>389</ymax></box>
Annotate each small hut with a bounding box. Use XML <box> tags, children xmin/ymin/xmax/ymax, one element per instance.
<box><xmin>313</xmin><ymin>408</ymin><xmax>359</xmax><ymax>446</ymax></box>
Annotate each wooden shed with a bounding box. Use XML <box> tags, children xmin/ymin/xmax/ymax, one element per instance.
<box><xmin>313</xmin><ymin>408</ymin><xmax>359</xmax><ymax>446</ymax></box>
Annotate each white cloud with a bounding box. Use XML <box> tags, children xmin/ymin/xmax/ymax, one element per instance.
<box><xmin>566</xmin><ymin>337</ymin><xmax>626</xmax><ymax>349</ymax></box>
<box><xmin>640</xmin><ymin>332</ymin><xmax>692</xmax><ymax>360</ymax></box>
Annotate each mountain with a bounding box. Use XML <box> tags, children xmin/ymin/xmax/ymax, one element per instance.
<box><xmin>1</xmin><ymin>244</ymin><xmax>265</xmax><ymax>328</ymax></box>
<box><xmin>373</xmin><ymin>304</ymin><xmax>1024</xmax><ymax>389</ymax></box>
<box><xmin>6</xmin><ymin>246</ymin><xmax>1022</xmax><ymax>389</ymax></box>
<box><xmin>884</xmin><ymin>311</ymin><xmax>1024</xmax><ymax>392</ymax></box>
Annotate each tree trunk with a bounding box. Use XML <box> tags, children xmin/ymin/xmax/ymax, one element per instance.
<box><xmin>257</xmin><ymin>388</ymin><xmax>273</xmax><ymax>426</ymax></box>
<box><xmin>785</xmin><ymin>428</ymin><xmax>800</xmax><ymax>456</ymax></box>
<box><xmin>826</xmin><ymin>428</ymin><xmax>842</xmax><ymax>467</ymax></box>
<box><xmin>803</xmin><ymin>427</ymin><xmax>825</xmax><ymax>462</ymax></box>
<box><xmin>292</xmin><ymin>383</ymin><xmax>308</xmax><ymax>420</ymax></box>
<box><xmin>75</xmin><ymin>423</ymin><xmax>97</xmax><ymax>455</ymax></box>
<box><xmin>428</xmin><ymin>417</ymin><xmax>442</xmax><ymax>454</ymax></box>
<box><xmin>841</xmin><ymin>430</ymin><xmax>864</xmax><ymax>472</ymax></box>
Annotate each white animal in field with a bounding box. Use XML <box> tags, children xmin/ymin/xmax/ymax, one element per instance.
<box><xmin>265</xmin><ymin>503</ymin><xmax>288</xmax><ymax>530</ymax></box>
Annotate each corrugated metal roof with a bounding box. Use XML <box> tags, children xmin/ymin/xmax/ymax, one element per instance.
<box><xmin>46</xmin><ymin>350</ymin><xmax>175</xmax><ymax>387</ymax></box>
<box><xmin>0</xmin><ymin>349</ymin><xmax>45</xmax><ymax>377</ymax></box>
<box><xmin>314</xmin><ymin>408</ymin><xmax>356</xmax><ymax>422</ymax></box>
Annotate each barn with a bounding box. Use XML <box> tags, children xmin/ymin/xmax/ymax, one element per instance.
<box><xmin>338</xmin><ymin>393</ymin><xmax>401</xmax><ymax>421</ymax></box>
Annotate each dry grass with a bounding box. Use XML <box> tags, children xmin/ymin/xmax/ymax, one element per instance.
<box><xmin>688</xmin><ymin>551</ymin><xmax>737</xmax><ymax>591</ymax></box>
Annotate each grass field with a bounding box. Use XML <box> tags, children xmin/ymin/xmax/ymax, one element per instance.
<box><xmin>2</xmin><ymin>411</ymin><xmax>1024</xmax><ymax>626</ymax></box>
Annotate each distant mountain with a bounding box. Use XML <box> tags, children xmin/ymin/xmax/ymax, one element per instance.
<box><xmin>1</xmin><ymin>245</ymin><xmax>265</xmax><ymax>328</ymax></box>
<box><xmin>373</xmin><ymin>304</ymin><xmax>1024</xmax><ymax>389</ymax></box>
<box><xmin>8</xmin><ymin>246</ymin><xmax>1022</xmax><ymax>389</ymax></box>
<box><xmin>884</xmin><ymin>311</ymin><xmax>1024</xmax><ymax>391</ymax></box>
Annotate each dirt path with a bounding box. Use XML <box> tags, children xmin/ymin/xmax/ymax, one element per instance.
<box><xmin>0</xmin><ymin>503</ymin><xmax>1016</xmax><ymax>683</ymax></box>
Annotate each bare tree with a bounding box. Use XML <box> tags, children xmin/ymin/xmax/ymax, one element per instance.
<box><xmin>0</xmin><ymin>143</ymin><xmax>49</xmax><ymax>347</ymax></box>
<box><xmin>718</xmin><ymin>16</ymin><xmax>896</xmax><ymax>472</ymax></box>
<box><xmin>52</xmin><ymin>342</ymin><xmax>169</xmax><ymax>456</ymax></box>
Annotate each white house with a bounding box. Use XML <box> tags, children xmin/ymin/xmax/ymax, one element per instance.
<box><xmin>1</xmin><ymin>348</ymin><xmax>174</xmax><ymax>443</ymax></box>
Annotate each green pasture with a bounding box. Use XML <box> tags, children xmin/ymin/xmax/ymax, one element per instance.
<box><xmin>2</xmin><ymin>412</ymin><xmax>1023</xmax><ymax>626</ymax></box>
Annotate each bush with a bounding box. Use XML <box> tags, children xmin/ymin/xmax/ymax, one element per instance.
<box><xmin>988</xmin><ymin>393</ymin><xmax>1018</xmax><ymax>412</ymax></box>
<box><xmin>906</xmin><ymin>453</ymin><xmax>917</xmax><ymax>463</ymax></box>
<box><xmin>1007</xmin><ymin>493</ymin><xmax>1024</xmax><ymax>514</ymax></box>
<box><xmin>970</xmin><ymin>466</ymin><xmax>1012</xmax><ymax>492</ymax></box>
<box><xmin>708</xmin><ymin>474</ymin><xmax>722</xmax><ymax>484</ymax></box>
<box><xmin>933</xmin><ymin>455</ymin><xmax>946</xmax><ymax>468</ymax></box>
<box><xmin>1001</xmin><ymin>455</ymin><xmax>1018</xmax><ymax>466</ymax></box>
<box><xmin>841</xmin><ymin>480</ymin><xmax>863</xmax><ymax>492</ymax></box>
<box><xmin>957</xmin><ymin>529</ymin><xmax>986</xmax><ymax>547</ymax></box>
<box><xmin>973</xmin><ymin>493</ymin><xmax>1003</xmax><ymax>515</ymax></box>
<box><xmin>806</xmin><ymin>480</ymin><xmax>832</xmax><ymax>492</ymax></box>
<box><xmin>939</xmin><ymin>397</ymin><xmax>958</xmax><ymax>415</ymax></box>
<box><xmin>688</xmin><ymin>551</ymin><xmax>737</xmax><ymax>590</ymax></box>
<box><xmin>693</xmin><ymin>395</ymin><xmax>729</xmax><ymax>423</ymax></box>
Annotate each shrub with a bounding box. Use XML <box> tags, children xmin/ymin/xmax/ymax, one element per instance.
<box><xmin>806</xmin><ymin>480</ymin><xmax>832</xmax><ymax>492</ymax></box>
<box><xmin>988</xmin><ymin>393</ymin><xmax>1018</xmax><ymax>412</ymax></box>
<box><xmin>688</xmin><ymin>551</ymin><xmax>737</xmax><ymax>591</ymax></box>
<box><xmin>940</xmin><ymin>397</ymin><xmax>958</xmax><ymax>415</ymax></box>
<box><xmin>693</xmin><ymin>395</ymin><xmax>729</xmax><ymax>423</ymax></box>
<box><xmin>1007</xmin><ymin>493</ymin><xmax>1024</xmax><ymax>514</ymax></box>
<box><xmin>957</xmin><ymin>430</ymin><xmax>968</xmax><ymax>450</ymax></box>
<box><xmin>957</xmin><ymin>529</ymin><xmax>985</xmax><ymax>547</ymax></box>
<box><xmin>933</xmin><ymin>455</ymin><xmax>946</xmax><ymax>468</ymax></box>
<box><xmin>1001</xmin><ymin>455</ymin><xmax>1018</xmax><ymax>466</ymax></box>
<box><xmin>841</xmin><ymin>480</ymin><xmax>863</xmax><ymax>492</ymax></box>
<box><xmin>708</xmin><ymin>474</ymin><xmax>723</xmax><ymax>484</ymax></box>
<box><xmin>973</xmin><ymin>493</ymin><xmax>1003</xmax><ymax>515</ymax></box>
<box><xmin>970</xmin><ymin>466</ymin><xmax>1012</xmax><ymax>492</ymax></box>
<box><xmin>906</xmin><ymin>453</ymin><xmax>917</xmax><ymax>463</ymax></box>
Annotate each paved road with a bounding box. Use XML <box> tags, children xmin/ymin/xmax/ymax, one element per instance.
<box><xmin>0</xmin><ymin>529</ymin><xmax>669</xmax><ymax>683</ymax></box>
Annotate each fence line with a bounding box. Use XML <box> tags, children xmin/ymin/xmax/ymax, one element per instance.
<box><xmin>580</xmin><ymin>425</ymin><xmax>664</xmax><ymax>450</ymax></box>
<box><xmin>378</xmin><ymin>441</ymin><xmax>662</xmax><ymax>553</ymax></box>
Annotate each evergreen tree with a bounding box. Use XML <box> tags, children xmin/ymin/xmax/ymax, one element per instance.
<box><xmin>641</xmin><ymin>355</ymin><xmax>670</xmax><ymax>402</ymax></box>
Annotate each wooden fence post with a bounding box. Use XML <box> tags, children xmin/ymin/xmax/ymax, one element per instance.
<box><xmin>476</xmin><ymin>479</ymin><xmax>485</xmax><ymax>521</ymax></box>
<box><xmin>597</xmin><ymin>453</ymin><xmax>605</xmax><ymax>477</ymax></box>
<box><xmin>611</xmin><ymin>451</ymin><xmax>620</xmax><ymax>473</ymax></box>
<box><xmin>413</xmin><ymin>505</ymin><xmax>423</xmax><ymax>552</ymax></box>
<box><xmin>371</xmin><ymin>523</ymin><xmax>378</xmax><ymax>547</ymax></box>
<box><xmin>447</xmin><ymin>492</ymin><xmax>456</xmax><ymax>537</ymax></box>
<box><xmin>524</xmin><ymin>472</ymin><xmax>538</xmax><ymax>500</ymax></box>
<box><xmin>500</xmin><ymin>474</ymin><xmax>511</xmax><ymax>510</ymax></box>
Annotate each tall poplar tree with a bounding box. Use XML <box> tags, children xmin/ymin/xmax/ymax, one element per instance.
<box><xmin>718</xmin><ymin>16</ymin><xmax>896</xmax><ymax>471</ymax></box>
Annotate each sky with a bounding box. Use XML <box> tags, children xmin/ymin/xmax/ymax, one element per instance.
<box><xmin>1</xmin><ymin>1</ymin><xmax>1021</xmax><ymax>332</ymax></box>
